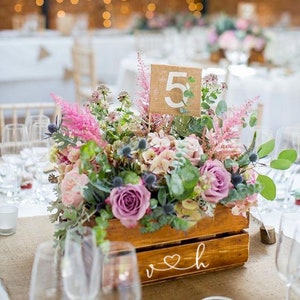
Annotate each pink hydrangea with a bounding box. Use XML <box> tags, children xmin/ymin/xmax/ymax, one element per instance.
<box><xmin>106</xmin><ymin>184</ymin><xmax>151</xmax><ymax>228</ymax></box>
<box><xmin>235</xmin><ymin>18</ymin><xmax>250</xmax><ymax>31</ymax></box>
<box><xmin>200</xmin><ymin>159</ymin><xmax>232</xmax><ymax>203</ymax></box>
<box><xmin>218</xmin><ymin>31</ymin><xmax>241</xmax><ymax>51</ymax></box>
<box><xmin>60</xmin><ymin>168</ymin><xmax>89</xmax><ymax>207</ymax></box>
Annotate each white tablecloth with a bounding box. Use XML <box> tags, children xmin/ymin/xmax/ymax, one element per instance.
<box><xmin>0</xmin><ymin>31</ymin><xmax>135</xmax><ymax>103</ymax></box>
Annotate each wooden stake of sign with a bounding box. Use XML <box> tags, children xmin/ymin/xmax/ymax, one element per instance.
<box><xmin>149</xmin><ymin>64</ymin><xmax>202</xmax><ymax>117</ymax></box>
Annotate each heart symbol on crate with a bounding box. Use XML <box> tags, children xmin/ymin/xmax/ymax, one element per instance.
<box><xmin>163</xmin><ymin>254</ymin><xmax>181</xmax><ymax>268</ymax></box>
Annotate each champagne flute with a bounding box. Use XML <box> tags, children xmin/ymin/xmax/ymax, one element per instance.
<box><xmin>29</xmin><ymin>241</ymin><xmax>64</xmax><ymax>300</ymax></box>
<box><xmin>100</xmin><ymin>241</ymin><xmax>141</xmax><ymax>300</ymax></box>
<box><xmin>1</xmin><ymin>123</ymin><xmax>29</xmax><ymax>201</ymax></box>
<box><xmin>62</xmin><ymin>226</ymin><xmax>101</xmax><ymax>300</ymax></box>
<box><xmin>275</xmin><ymin>211</ymin><xmax>300</xmax><ymax>299</ymax></box>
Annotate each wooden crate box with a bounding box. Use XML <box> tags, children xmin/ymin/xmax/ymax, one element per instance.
<box><xmin>105</xmin><ymin>204</ymin><xmax>250</xmax><ymax>284</ymax></box>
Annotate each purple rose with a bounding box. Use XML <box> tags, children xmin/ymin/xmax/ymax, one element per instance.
<box><xmin>200</xmin><ymin>159</ymin><xmax>232</xmax><ymax>203</ymax></box>
<box><xmin>106</xmin><ymin>184</ymin><xmax>151</xmax><ymax>228</ymax></box>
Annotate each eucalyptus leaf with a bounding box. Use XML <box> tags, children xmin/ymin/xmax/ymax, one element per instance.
<box><xmin>257</xmin><ymin>139</ymin><xmax>275</xmax><ymax>158</ymax></box>
<box><xmin>278</xmin><ymin>149</ymin><xmax>297</xmax><ymax>163</ymax></box>
<box><xmin>257</xmin><ymin>174</ymin><xmax>276</xmax><ymax>200</ymax></box>
<box><xmin>215</xmin><ymin>100</ymin><xmax>227</xmax><ymax>116</ymax></box>
<box><xmin>270</xmin><ymin>158</ymin><xmax>293</xmax><ymax>170</ymax></box>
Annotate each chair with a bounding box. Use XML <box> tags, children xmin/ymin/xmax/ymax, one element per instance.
<box><xmin>0</xmin><ymin>102</ymin><xmax>60</xmax><ymax>139</ymax></box>
<box><xmin>72</xmin><ymin>44</ymin><xmax>98</xmax><ymax>104</ymax></box>
<box><xmin>12</xmin><ymin>14</ymin><xmax>45</xmax><ymax>32</ymax></box>
<box><xmin>72</xmin><ymin>43</ymin><xmax>117</xmax><ymax>104</ymax></box>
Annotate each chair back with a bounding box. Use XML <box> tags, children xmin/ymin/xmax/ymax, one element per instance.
<box><xmin>0</xmin><ymin>102</ymin><xmax>60</xmax><ymax>139</ymax></box>
<box><xmin>72</xmin><ymin>44</ymin><xmax>98</xmax><ymax>103</ymax></box>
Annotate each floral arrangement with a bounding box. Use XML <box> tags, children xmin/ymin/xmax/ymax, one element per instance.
<box><xmin>129</xmin><ymin>11</ymin><xmax>205</xmax><ymax>32</ymax></box>
<box><xmin>207</xmin><ymin>14</ymin><xmax>268</xmax><ymax>53</ymax></box>
<box><xmin>47</xmin><ymin>57</ymin><xmax>295</xmax><ymax>247</ymax></box>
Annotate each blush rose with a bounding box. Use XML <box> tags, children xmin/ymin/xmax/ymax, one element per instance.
<box><xmin>106</xmin><ymin>184</ymin><xmax>151</xmax><ymax>228</ymax></box>
<box><xmin>60</xmin><ymin>169</ymin><xmax>89</xmax><ymax>207</ymax></box>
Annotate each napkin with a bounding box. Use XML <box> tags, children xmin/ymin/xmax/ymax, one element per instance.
<box><xmin>0</xmin><ymin>279</ymin><xmax>10</xmax><ymax>300</ymax></box>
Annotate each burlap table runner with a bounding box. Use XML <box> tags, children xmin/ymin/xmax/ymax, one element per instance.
<box><xmin>0</xmin><ymin>216</ymin><xmax>286</xmax><ymax>300</ymax></box>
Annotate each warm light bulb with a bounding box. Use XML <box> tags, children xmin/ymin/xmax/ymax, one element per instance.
<box><xmin>36</xmin><ymin>0</ymin><xmax>44</xmax><ymax>6</ymax></box>
<box><xmin>147</xmin><ymin>3</ymin><xmax>156</xmax><ymax>12</ymax></box>
<box><xmin>102</xmin><ymin>11</ymin><xmax>111</xmax><ymax>20</ymax></box>
<box><xmin>57</xmin><ymin>10</ymin><xmax>66</xmax><ymax>17</ymax></box>
<box><xmin>14</xmin><ymin>4</ymin><xmax>22</xmax><ymax>13</ymax></box>
<box><xmin>103</xmin><ymin>19</ymin><xmax>111</xmax><ymax>28</ymax></box>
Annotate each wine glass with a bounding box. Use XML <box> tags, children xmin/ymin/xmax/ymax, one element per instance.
<box><xmin>62</xmin><ymin>226</ymin><xmax>101</xmax><ymax>300</ymax></box>
<box><xmin>272</xmin><ymin>126</ymin><xmax>298</xmax><ymax>210</ymax></box>
<box><xmin>275</xmin><ymin>211</ymin><xmax>300</xmax><ymax>299</ymax></box>
<box><xmin>25</xmin><ymin>114</ymin><xmax>50</xmax><ymax>138</ymax></box>
<box><xmin>100</xmin><ymin>241</ymin><xmax>141</xmax><ymax>300</ymax></box>
<box><xmin>0</xmin><ymin>123</ymin><xmax>30</xmax><ymax>201</ymax></box>
<box><xmin>29</xmin><ymin>241</ymin><xmax>64</xmax><ymax>300</ymax></box>
<box><xmin>29</xmin><ymin>121</ymin><xmax>51</xmax><ymax>202</ymax></box>
<box><xmin>286</xmin><ymin>221</ymin><xmax>300</xmax><ymax>299</ymax></box>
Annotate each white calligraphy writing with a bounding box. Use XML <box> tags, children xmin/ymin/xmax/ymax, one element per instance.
<box><xmin>146</xmin><ymin>242</ymin><xmax>209</xmax><ymax>278</ymax></box>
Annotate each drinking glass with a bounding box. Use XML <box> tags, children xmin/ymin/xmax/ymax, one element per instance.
<box><xmin>29</xmin><ymin>121</ymin><xmax>51</xmax><ymax>202</ymax></box>
<box><xmin>0</xmin><ymin>123</ymin><xmax>29</xmax><ymax>200</ymax></box>
<box><xmin>275</xmin><ymin>212</ymin><xmax>300</xmax><ymax>299</ymax></box>
<box><xmin>272</xmin><ymin>126</ymin><xmax>299</xmax><ymax>210</ymax></box>
<box><xmin>100</xmin><ymin>241</ymin><xmax>141</xmax><ymax>300</ymax></box>
<box><xmin>29</xmin><ymin>241</ymin><xmax>64</xmax><ymax>300</ymax></box>
<box><xmin>25</xmin><ymin>114</ymin><xmax>50</xmax><ymax>138</ymax></box>
<box><xmin>62</xmin><ymin>226</ymin><xmax>101</xmax><ymax>300</ymax></box>
<box><xmin>287</xmin><ymin>221</ymin><xmax>300</xmax><ymax>299</ymax></box>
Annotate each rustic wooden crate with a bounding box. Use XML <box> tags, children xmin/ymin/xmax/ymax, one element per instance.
<box><xmin>105</xmin><ymin>204</ymin><xmax>250</xmax><ymax>284</ymax></box>
<box><xmin>210</xmin><ymin>48</ymin><xmax>265</xmax><ymax>64</ymax></box>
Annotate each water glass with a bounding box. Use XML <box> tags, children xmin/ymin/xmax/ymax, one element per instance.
<box><xmin>0</xmin><ymin>205</ymin><xmax>18</xmax><ymax>236</ymax></box>
<box><xmin>100</xmin><ymin>241</ymin><xmax>141</xmax><ymax>300</ymax></box>
<box><xmin>275</xmin><ymin>211</ymin><xmax>300</xmax><ymax>299</ymax></box>
<box><xmin>29</xmin><ymin>241</ymin><xmax>64</xmax><ymax>300</ymax></box>
<box><xmin>62</xmin><ymin>226</ymin><xmax>100</xmax><ymax>300</ymax></box>
<box><xmin>1</xmin><ymin>123</ymin><xmax>29</xmax><ymax>201</ymax></box>
<box><xmin>287</xmin><ymin>221</ymin><xmax>300</xmax><ymax>299</ymax></box>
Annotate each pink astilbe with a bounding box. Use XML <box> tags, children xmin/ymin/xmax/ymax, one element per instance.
<box><xmin>135</xmin><ymin>53</ymin><xmax>174</xmax><ymax>134</ymax></box>
<box><xmin>135</xmin><ymin>53</ymin><xmax>150</xmax><ymax>118</ymax></box>
<box><xmin>205</xmin><ymin>97</ymin><xmax>258</xmax><ymax>158</ymax></box>
<box><xmin>51</xmin><ymin>93</ymin><xmax>107</xmax><ymax>147</ymax></box>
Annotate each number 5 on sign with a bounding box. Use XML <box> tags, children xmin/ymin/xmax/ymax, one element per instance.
<box><xmin>149</xmin><ymin>64</ymin><xmax>202</xmax><ymax>117</ymax></box>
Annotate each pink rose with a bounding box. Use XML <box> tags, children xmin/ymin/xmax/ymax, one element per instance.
<box><xmin>200</xmin><ymin>159</ymin><xmax>232</xmax><ymax>203</ymax></box>
<box><xmin>106</xmin><ymin>184</ymin><xmax>151</xmax><ymax>228</ymax></box>
<box><xmin>227</xmin><ymin>195</ymin><xmax>258</xmax><ymax>217</ymax></box>
<box><xmin>60</xmin><ymin>169</ymin><xmax>89</xmax><ymax>207</ymax></box>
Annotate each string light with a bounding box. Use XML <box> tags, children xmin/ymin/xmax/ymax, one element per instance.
<box><xmin>14</xmin><ymin>4</ymin><xmax>22</xmax><ymax>13</ymax></box>
<box><xmin>35</xmin><ymin>0</ymin><xmax>44</xmax><ymax>6</ymax></box>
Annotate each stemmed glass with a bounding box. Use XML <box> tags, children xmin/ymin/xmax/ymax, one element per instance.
<box><xmin>29</xmin><ymin>121</ymin><xmax>51</xmax><ymax>202</ymax></box>
<box><xmin>62</xmin><ymin>226</ymin><xmax>101</xmax><ymax>300</ymax></box>
<box><xmin>275</xmin><ymin>211</ymin><xmax>300</xmax><ymax>299</ymax></box>
<box><xmin>272</xmin><ymin>126</ymin><xmax>299</xmax><ymax>210</ymax></box>
<box><xmin>0</xmin><ymin>123</ymin><xmax>30</xmax><ymax>201</ymax></box>
<box><xmin>100</xmin><ymin>241</ymin><xmax>141</xmax><ymax>300</ymax></box>
<box><xmin>29</xmin><ymin>241</ymin><xmax>64</xmax><ymax>300</ymax></box>
<box><xmin>25</xmin><ymin>114</ymin><xmax>50</xmax><ymax>138</ymax></box>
